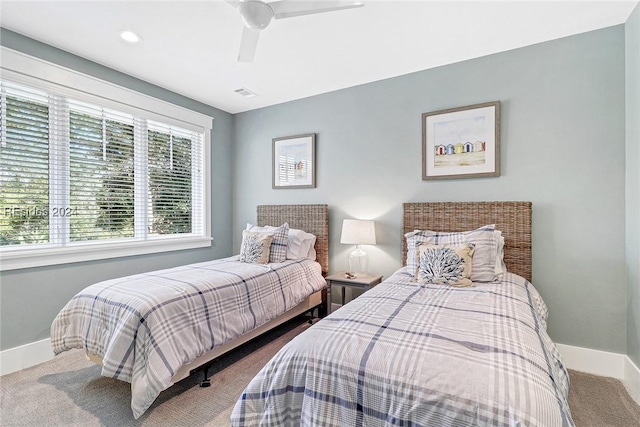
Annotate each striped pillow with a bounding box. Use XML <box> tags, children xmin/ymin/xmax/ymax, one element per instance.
<box><xmin>406</xmin><ymin>225</ymin><xmax>498</xmax><ymax>282</ymax></box>
<box><xmin>246</xmin><ymin>222</ymin><xmax>289</xmax><ymax>263</ymax></box>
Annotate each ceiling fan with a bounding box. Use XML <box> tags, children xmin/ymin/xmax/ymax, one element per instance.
<box><xmin>226</xmin><ymin>0</ymin><xmax>365</xmax><ymax>63</ymax></box>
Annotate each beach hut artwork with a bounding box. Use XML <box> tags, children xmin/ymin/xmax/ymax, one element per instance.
<box><xmin>422</xmin><ymin>101</ymin><xmax>500</xmax><ymax>180</ymax></box>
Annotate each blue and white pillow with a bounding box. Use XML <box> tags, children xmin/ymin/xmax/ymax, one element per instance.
<box><xmin>246</xmin><ymin>222</ymin><xmax>289</xmax><ymax>263</ymax></box>
<box><xmin>414</xmin><ymin>243</ymin><xmax>475</xmax><ymax>287</ymax></box>
<box><xmin>406</xmin><ymin>225</ymin><xmax>498</xmax><ymax>282</ymax></box>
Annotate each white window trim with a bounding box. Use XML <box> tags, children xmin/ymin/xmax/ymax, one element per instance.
<box><xmin>0</xmin><ymin>47</ymin><xmax>213</xmax><ymax>271</ymax></box>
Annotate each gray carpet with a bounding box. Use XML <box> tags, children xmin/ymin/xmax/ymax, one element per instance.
<box><xmin>568</xmin><ymin>369</ymin><xmax>640</xmax><ymax>427</ymax></box>
<box><xmin>1</xmin><ymin>317</ymin><xmax>639</xmax><ymax>426</ymax></box>
<box><xmin>1</xmin><ymin>317</ymin><xmax>313</xmax><ymax>426</ymax></box>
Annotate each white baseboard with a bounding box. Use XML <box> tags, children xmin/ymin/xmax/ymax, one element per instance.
<box><xmin>625</xmin><ymin>356</ymin><xmax>640</xmax><ymax>405</ymax></box>
<box><xmin>0</xmin><ymin>338</ymin><xmax>53</xmax><ymax>376</ymax></box>
<box><xmin>556</xmin><ymin>343</ymin><xmax>627</xmax><ymax>378</ymax></box>
<box><xmin>556</xmin><ymin>343</ymin><xmax>640</xmax><ymax>405</ymax></box>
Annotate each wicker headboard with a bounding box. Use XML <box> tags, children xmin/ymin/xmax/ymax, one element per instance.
<box><xmin>402</xmin><ymin>202</ymin><xmax>532</xmax><ymax>282</ymax></box>
<box><xmin>257</xmin><ymin>204</ymin><xmax>329</xmax><ymax>275</ymax></box>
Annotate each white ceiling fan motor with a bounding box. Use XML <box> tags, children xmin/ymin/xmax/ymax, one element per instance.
<box><xmin>238</xmin><ymin>0</ymin><xmax>274</xmax><ymax>30</ymax></box>
<box><xmin>228</xmin><ymin>0</ymin><xmax>365</xmax><ymax>62</ymax></box>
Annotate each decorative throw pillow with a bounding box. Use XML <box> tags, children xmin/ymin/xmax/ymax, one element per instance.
<box><xmin>415</xmin><ymin>243</ymin><xmax>475</xmax><ymax>287</ymax></box>
<box><xmin>239</xmin><ymin>230</ymin><xmax>274</xmax><ymax>264</ymax></box>
<box><xmin>405</xmin><ymin>225</ymin><xmax>498</xmax><ymax>282</ymax></box>
<box><xmin>246</xmin><ymin>222</ymin><xmax>290</xmax><ymax>263</ymax></box>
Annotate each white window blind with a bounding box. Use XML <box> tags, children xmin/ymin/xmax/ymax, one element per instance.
<box><xmin>147</xmin><ymin>120</ymin><xmax>203</xmax><ymax>238</ymax></box>
<box><xmin>68</xmin><ymin>101</ymin><xmax>136</xmax><ymax>242</ymax></box>
<box><xmin>0</xmin><ymin>77</ymin><xmax>209</xmax><ymax>268</ymax></box>
<box><xmin>0</xmin><ymin>83</ymin><xmax>50</xmax><ymax>245</ymax></box>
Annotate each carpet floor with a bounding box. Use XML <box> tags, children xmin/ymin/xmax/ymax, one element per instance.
<box><xmin>1</xmin><ymin>316</ymin><xmax>639</xmax><ymax>426</ymax></box>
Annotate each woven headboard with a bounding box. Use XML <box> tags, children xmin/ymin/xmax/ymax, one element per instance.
<box><xmin>402</xmin><ymin>202</ymin><xmax>532</xmax><ymax>282</ymax></box>
<box><xmin>257</xmin><ymin>204</ymin><xmax>329</xmax><ymax>275</ymax></box>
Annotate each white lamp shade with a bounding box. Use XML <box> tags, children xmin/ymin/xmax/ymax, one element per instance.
<box><xmin>340</xmin><ymin>219</ymin><xmax>376</xmax><ymax>245</ymax></box>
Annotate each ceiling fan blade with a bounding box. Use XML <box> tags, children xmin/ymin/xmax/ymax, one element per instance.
<box><xmin>238</xmin><ymin>26</ymin><xmax>261</xmax><ymax>62</ymax></box>
<box><xmin>269</xmin><ymin>1</ymin><xmax>364</xmax><ymax>19</ymax></box>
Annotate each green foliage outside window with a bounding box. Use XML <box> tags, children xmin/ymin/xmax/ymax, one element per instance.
<box><xmin>0</xmin><ymin>95</ymin><xmax>50</xmax><ymax>245</ymax></box>
<box><xmin>1</xmin><ymin>89</ymin><xmax>194</xmax><ymax>247</ymax></box>
<box><xmin>148</xmin><ymin>130</ymin><xmax>192</xmax><ymax>235</ymax></box>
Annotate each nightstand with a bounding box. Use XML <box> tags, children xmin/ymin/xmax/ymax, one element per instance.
<box><xmin>325</xmin><ymin>272</ymin><xmax>383</xmax><ymax>313</ymax></box>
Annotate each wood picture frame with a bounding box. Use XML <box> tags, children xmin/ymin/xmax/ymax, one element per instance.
<box><xmin>272</xmin><ymin>133</ymin><xmax>316</xmax><ymax>189</ymax></box>
<box><xmin>422</xmin><ymin>101</ymin><xmax>500</xmax><ymax>180</ymax></box>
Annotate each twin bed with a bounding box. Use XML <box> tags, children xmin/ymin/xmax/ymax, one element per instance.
<box><xmin>51</xmin><ymin>204</ymin><xmax>329</xmax><ymax>419</ymax></box>
<box><xmin>230</xmin><ymin>202</ymin><xmax>574</xmax><ymax>426</ymax></box>
<box><xmin>51</xmin><ymin>201</ymin><xmax>574</xmax><ymax>426</ymax></box>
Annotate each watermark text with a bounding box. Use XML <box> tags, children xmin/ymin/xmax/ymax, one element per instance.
<box><xmin>2</xmin><ymin>206</ymin><xmax>78</xmax><ymax>217</ymax></box>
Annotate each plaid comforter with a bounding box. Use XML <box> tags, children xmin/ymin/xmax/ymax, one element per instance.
<box><xmin>50</xmin><ymin>257</ymin><xmax>325</xmax><ymax>419</ymax></box>
<box><xmin>231</xmin><ymin>269</ymin><xmax>575</xmax><ymax>427</ymax></box>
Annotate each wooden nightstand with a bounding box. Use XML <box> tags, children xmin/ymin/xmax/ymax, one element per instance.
<box><xmin>325</xmin><ymin>272</ymin><xmax>383</xmax><ymax>313</ymax></box>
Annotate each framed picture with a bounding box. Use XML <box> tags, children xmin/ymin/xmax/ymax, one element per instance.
<box><xmin>272</xmin><ymin>133</ymin><xmax>316</xmax><ymax>189</ymax></box>
<box><xmin>422</xmin><ymin>101</ymin><xmax>500</xmax><ymax>180</ymax></box>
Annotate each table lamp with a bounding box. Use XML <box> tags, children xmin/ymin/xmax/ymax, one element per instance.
<box><xmin>340</xmin><ymin>219</ymin><xmax>376</xmax><ymax>277</ymax></box>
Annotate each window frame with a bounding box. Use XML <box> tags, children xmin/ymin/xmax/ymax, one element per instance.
<box><xmin>0</xmin><ymin>48</ymin><xmax>212</xmax><ymax>271</ymax></box>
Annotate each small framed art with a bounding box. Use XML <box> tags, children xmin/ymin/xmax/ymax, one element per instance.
<box><xmin>272</xmin><ymin>133</ymin><xmax>316</xmax><ymax>189</ymax></box>
<box><xmin>422</xmin><ymin>101</ymin><xmax>500</xmax><ymax>180</ymax></box>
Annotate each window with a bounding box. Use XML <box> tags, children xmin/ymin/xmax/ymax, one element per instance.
<box><xmin>0</xmin><ymin>84</ymin><xmax>50</xmax><ymax>246</ymax></box>
<box><xmin>68</xmin><ymin>105</ymin><xmax>137</xmax><ymax>242</ymax></box>
<box><xmin>0</xmin><ymin>50</ymin><xmax>211</xmax><ymax>270</ymax></box>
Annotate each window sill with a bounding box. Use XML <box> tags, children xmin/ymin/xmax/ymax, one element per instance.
<box><xmin>0</xmin><ymin>236</ymin><xmax>213</xmax><ymax>271</ymax></box>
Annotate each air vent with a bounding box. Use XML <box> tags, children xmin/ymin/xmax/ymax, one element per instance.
<box><xmin>234</xmin><ymin>87</ymin><xmax>258</xmax><ymax>98</ymax></box>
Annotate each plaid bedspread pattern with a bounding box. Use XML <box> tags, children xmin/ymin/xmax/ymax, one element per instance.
<box><xmin>50</xmin><ymin>257</ymin><xmax>325</xmax><ymax>419</ymax></box>
<box><xmin>231</xmin><ymin>269</ymin><xmax>574</xmax><ymax>427</ymax></box>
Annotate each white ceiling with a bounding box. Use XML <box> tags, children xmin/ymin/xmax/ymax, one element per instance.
<box><xmin>1</xmin><ymin>1</ymin><xmax>637</xmax><ymax>114</ymax></box>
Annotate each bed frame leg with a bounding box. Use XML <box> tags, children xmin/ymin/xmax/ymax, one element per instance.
<box><xmin>200</xmin><ymin>366</ymin><xmax>211</xmax><ymax>387</ymax></box>
<box><xmin>318</xmin><ymin>288</ymin><xmax>328</xmax><ymax>318</ymax></box>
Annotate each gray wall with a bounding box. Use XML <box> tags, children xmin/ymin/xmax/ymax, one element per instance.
<box><xmin>234</xmin><ymin>26</ymin><xmax>628</xmax><ymax>353</ymax></box>
<box><xmin>626</xmin><ymin>3</ymin><xmax>640</xmax><ymax>368</ymax></box>
<box><xmin>0</xmin><ymin>29</ymin><xmax>235</xmax><ymax>351</ymax></box>
<box><xmin>0</xmin><ymin>24</ymin><xmax>634</xmax><ymax>358</ymax></box>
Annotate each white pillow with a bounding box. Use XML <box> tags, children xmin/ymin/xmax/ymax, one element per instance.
<box><xmin>306</xmin><ymin>245</ymin><xmax>317</xmax><ymax>261</ymax></box>
<box><xmin>286</xmin><ymin>228</ymin><xmax>316</xmax><ymax>260</ymax></box>
<box><xmin>494</xmin><ymin>230</ymin><xmax>507</xmax><ymax>278</ymax></box>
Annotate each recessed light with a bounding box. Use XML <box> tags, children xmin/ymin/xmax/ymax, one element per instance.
<box><xmin>119</xmin><ymin>30</ymin><xmax>142</xmax><ymax>43</ymax></box>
